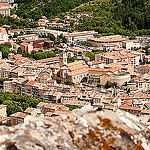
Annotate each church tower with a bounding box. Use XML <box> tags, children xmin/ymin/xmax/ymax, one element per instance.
<box><xmin>59</xmin><ymin>50</ymin><xmax>67</xmax><ymax>68</ymax></box>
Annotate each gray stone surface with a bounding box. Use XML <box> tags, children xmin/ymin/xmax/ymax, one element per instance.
<box><xmin>0</xmin><ymin>105</ymin><xmax>149</xmax><ymax>150</ymax></box>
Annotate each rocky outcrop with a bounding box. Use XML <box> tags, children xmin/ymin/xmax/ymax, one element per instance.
<box><xmin>0</xmin><ymin>105</ymin><xmax>150</xmax><ymax>150</ymax></box>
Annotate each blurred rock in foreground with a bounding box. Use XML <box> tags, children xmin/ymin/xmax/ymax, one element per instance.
<box><xmin>0</xmin><ymin>104</ymin><xmax>150</xmax><ymax>150</ymax></box>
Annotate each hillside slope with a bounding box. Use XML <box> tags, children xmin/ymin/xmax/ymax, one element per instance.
<box><xmin>75</xmin><ymin>0</ymin><xmax>150</xmax><ymax>35</ymax></box>
<box><xmin>15</xmin><ymin>0</ymin><xmax>91</xmax><ymax>20</ymax></box>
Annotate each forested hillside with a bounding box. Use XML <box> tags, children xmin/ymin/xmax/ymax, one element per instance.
<box><xmin>75</xmin><ymin>0</ymin><xmax>150</xmax><ymax>35</ymax></box>
<box><xmin>15</xmin><ymin>0</ymin><xmax>91</xmax><ymax>20</ymax></box>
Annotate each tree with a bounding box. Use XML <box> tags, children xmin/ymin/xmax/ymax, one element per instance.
<box><xmin>45</xmin><ymin>51</ymin><xmax>56</xmax><ymax>58</ymax></box>
<box><xmin>56</xmin><ymin>79</ymin><xmax>61</xmax><ymax>84</ymax></box>
<box><xmin>3</xmin><ymin>100</ymin><xmax>21</xmax><ymax>116</ymax></box>
<box><xmin>26</xmin><ymin>97</ymin><xmax>41</xmax><ymax>108</ymax></box>
<box><xmin>5</xmin><ymin>122</ymin><xmax>12</xmax><ymax>126</ymax></box>
<box><xmin>1</xmin><ymin>46</ymin><xmax>10</xmax><ymax>58</ymax></box>
<box><xmin>0</xmin><ymin>78</ymin><xmax>8</xmax><ymax>85</ymax></box>
<box><xmin>21</xmin><ymin>103</ymin><xmax>29</xmax><ymax>111</ymax></box>
<box><xmin>17</xmin><ymin>47</ymin><xmax>22</xmax><ymax>54</ymax></box>
<box><xmin>33</xmin><ymin>52</ymin><xmax>47</xmax><ymax>60</ymax></box>
<box><xmin>62</xmin><ymin>36</ymin><xmax>67</xmax><ymax>43</ymax></box>
<box><xmin>4</xmin><ymin>42</ymin><xmax>11</xmax><ymax>48</ymax></box>
<box><xmin>64</xmin><ymin>80</ymin><xmax>73</xmax><ymax>85</ymax></box>
<box><xmin>105</xmin><ymin>81</ymin><xmax>117</xmax><ymax>89</ymax></box>
<box><xmin>85</xmin><ymin>52</ymin><xmax>95</xmax><ymax>61</ymax></box>
<box><xmin>65</xmin><ymin>105</ymin><xmax>78</xmax><ymax>111</ymax></box>
<box><xmin>67</xmin><ymin>57</ymin><xmax>77</xmax><ymax>63</ymax></box>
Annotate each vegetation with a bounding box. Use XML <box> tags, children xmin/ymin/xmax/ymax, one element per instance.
<box><xmin>0</xmin><ymin>122</ymin><xmax>12</xmax><ymax>126</ymax></box>
<box><xmin>0</xmin><ymin>78</ymin><xmax>8</xmax><ymax>85</ymax></box>
<box><xmin>67</xmin><ymin>57</ymin><xmax>77</xmax><ymax>63</ymax></box>
<box><xmin>105</xmin><ymin>81</ymin><xmax>117</xmax><ymax>89</ymax></box>
<box><xmin>85</xmin><ymin>52</ymin><xmax>95</xmax><ymax>61</ymax></box>
<box><xmin>143</xmin><ymin>46</ymin><xmax>150</xmax><ymax>55</ymax></box>
<box><xmin>79</xmin><ymin>41</ymin><xmax>92</xmax><ymax>47</ymax></box>
<box><xmin>64</xmin><ymin>80</ymin><xmax>73</xmax><ymax>85</ymax></box>
<box><xmin>75</xmin><ymin>0</ymin><xmax>150</xmax><ymax>35</ymax></box>
<box><xmin>56</xmin><ymin>79</ymin><xmax>61</xmax><ymax>84</ymax></box>
<box><xmin>0</xmin><ymin>42</ymin><xmax>16</xmax><ymax>58</ymax></box>
<box><xmin>0</xmin><ymin>15</ymin><xmax>38</xmax><ymax>29</ymax></box>
<box><xmin>39</xmin><ymin>34</ymin><xmax>55</xmax><ymax>41</ymax></box>
<box><xmin>0</xmin><ymin>91</ymin><xmax>43</xmax><ymax>116</ymax></box>
<box><xmin>15</xmin><ymin>0</ymin><xmax>91</xmax><ymax>21</ymax></box>
<box><xmin>2</xmin><ymin>0</ymin><xmax>149</xmax><ymax>34</ymax></box>
<box><xmin>17</xmin><ymin>48</ymin><xmax>56</xmax><ymax>60</ymax></box>
<box><xmin>65</xmin><ymin>104</ymin><xmax>78</xmax><ymax>111</ymax></box>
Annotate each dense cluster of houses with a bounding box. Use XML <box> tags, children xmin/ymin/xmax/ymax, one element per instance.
<box><xmin>0</xmin><ymin>13</ymin><xmax>149</xmax><ymax>126</ymax></box>
<box><xmin>0</xmin><ymin>103</ymin><xmax>71</xmax><ymax>125</ymax></box>
<box><xmin>0</xmin><ymin>44</ymin><xmax>150</xmax><ymax>126</ymax></box>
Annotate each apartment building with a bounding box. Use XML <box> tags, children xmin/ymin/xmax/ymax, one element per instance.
<box><xmin>36</xmin><ymin>57</ymin><xmax>59</xmax><ymax>65</ymax></box>
<box><xmin>0</xmin><ymin>105</ymin><xmax>7</xmax><ymax>117</ymax></box>
<box><xmin>137</xmin><ymin>64</ymin><xmax>150</xmax><ymax>75</ymax></box>
<box><xmin>8</xmin><ymin>29</ymin><xmax>24</xmax><ymax>36</ymax></box>
<box><xmin>122</xmin><ymin>40</ymin><xmax>141</xmax><ymax>50</ymax></box>
<box><xmin>38</xmin><ymin>19</ymin><xmax>49</xmax><ymax>26</ymax></box>
<box><xmin>20</xmin><ymin>42</ymin><xmax>33</xmax><ymax>54</ymax></box>
<box><xmin>65</xmin><ymin>31</ymin><xmax>98</xmax><ymax>43</ymax></box>
<box><xmin>61</xmin><ymin>93</ymin><xmax>78</xmax><ymax>103</ymax></box>
<box><xmin>0</xmin><ymin>63</ymin><xmax>14</xmax><ymax>78</ymax></box>
<box><xmin>17</xmin><ymin>34</ymin><xmax>38</xmax><ymax>41</ymax></box>
<box><xmin>43</xmin><ymin>91</ymin><xmax>62</xmax><ymax>103</ymax></box>
<box><xmin>37</xmin><ymin>102</ymin><xmax>69</xmax><ymax>114</ymax></box>
<box><xmin>95</xmin><ymin>51</ymin><xmax>140</xmax><ymax>67</ymax></box>
<box><xmin>0</xmin><ymin>27</ymin><xmax>8</xmax><ymax>43</ymax></box>
<box><xmin>3</xmin><ymin>80</ymin><xmax>12</xmax><ymax>92</ymax></box>
<box><xmin>0</xmin><ymin>0</ymin><xmax>14</xmax><ymax>3</ymax></box>
<box><xmin>119</xmin><ymin>104</ymin><xmax>141</xmax><ymax>116</ymax></box>
<box><xmin>10</xmin><ymin>112</ymin><xmax>29</xmax><ymax>125</ymax></box>
<box><xmin>0</xmin><ymin>1</ymin><xmax>11</xmax><ymax>16</ymax></box>
<box><xmin>88</xmin><ymin>36</ymin><xmax>127</xmax><ymax>47</ymax></box>
<box><xmin>38</xmin><ymin>29</ymin><xmax>68</xmax><ymax>38</ymax></box>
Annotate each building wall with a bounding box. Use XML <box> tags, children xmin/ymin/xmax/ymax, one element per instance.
<box><xmin>100</xmin><ymin>74</ymin><xmax>111</xmax><ymax>85</ymax></box>
<box><xmin>110</xmin><ymin>73</ymin><xmax>130</xmax><ymax>85</ymax></box>
<box><xmin>0</xmin><ymin>0</ymin><xmax>14</xmax><ymax>3</ymax></box>
<box><xmin>27</xmin><ymin>44</ymin><xmax>33</xmax><ymax>54</ymax></box>
<box><xmin>125</xmin><ymin>42</ymin><xmax>141</xmax><ymax>50</ymax></box>
<box><xmin>71</xmin><ymin>72</ymin><xmax>88</xmax><ymax>84</ymax></box>
<box><xmin>0</xmin><ymin>106</ymin><xmax>7</xmax><ymax>117</ymax></box>
<box><xmin>44</xmin><ymin>41</ymin><xmax>54</xmax><ymax>49</ymax></box>
<box><xmin>0</xmin><ymin>31</ymin><xmax>8</xmax><ymax>42</ymax></box>
<box><xmin>3</xmin><ymin>81</ymin><xmax>12</xmax><ymax>92</ymax></box>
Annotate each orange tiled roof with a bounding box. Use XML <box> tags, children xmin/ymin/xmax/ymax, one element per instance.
<box><xmin>39</xmin><ymin>77</ymin><xmax>49</xmax><ymax>79</ymax></box>
<box><xmin>92</xmin><ymin>60</ymin><xmax>104</xmax><ymax>65</ymax></box>
<box><xmin>141</xmin><ymin>110</ymin><xmax>150</xmax><ymax>114</ymax></box>
<box><xmin>26</xmin><ymin>81</ymin><xmax>38</xmax><ymax>86</ymax></box>
<box><xmin>119</xmin><ymin>104</ymin><xmax>141</xmax><ymax>111</ymax></box>
<box><xmin>65</xmin><ymin>31</ymin><xmax>95</xmax><ymax>37</ymax></box>
<box><xmin>145</xmin><ymin>103</ymin><xmax>150</xmax><ymax>108</ymax></box>
<box><xmin>9</xmin><ymin>29</ymin><xmax>24</xmax><ymax>32</ymax></box>
<box><xmin>36</xmin><ymin>57</ymin><xmax>59</xmax><ymax>63</ymax></box>
<box><xmin>88</xmin><ymin>37</ymin><xmax>127</xmax><ymax>43</ymax></box>
<box><xmin>123</xmin><ymin>100</ymin><xmax>132</xmax><ymax>105</ymax></box>
<box><xmin>0</xmin><ymin>27</ymin><xmax>7</xmax><ymax>34</ymax></box>
<box><xmin>47</xmin><ymin>79</ymin><xmax>55</xmax><ymax>83</ymax></box>
<box><xmin>17</xmin><ymin>113</ymin><xmax>28</xmax><ymax>119</ymax></box>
